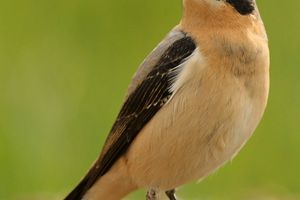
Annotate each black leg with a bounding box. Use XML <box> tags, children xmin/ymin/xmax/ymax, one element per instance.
<box><xmin>165</xmin><ymin>189</ymin><xmax>177</xmax><ymax>200</ymax></box>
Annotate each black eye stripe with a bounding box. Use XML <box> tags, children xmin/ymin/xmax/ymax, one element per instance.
<box><xmin>226</xmin><ymin>0</ymin><xmax>255</xmax><ymax>15</ymax></box>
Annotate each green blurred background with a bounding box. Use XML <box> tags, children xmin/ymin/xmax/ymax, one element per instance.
<box><xmin>0</xmin><ymin>0</ymin><xmax>299</xmax><ymax>199</ymax></box>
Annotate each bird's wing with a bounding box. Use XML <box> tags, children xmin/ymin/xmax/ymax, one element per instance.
<box><xmin>126</xmin><ymin>26</ymin><xmax>190</xmax><ymax>97</ymax></box>
<box><xmin>65</xmin><ymin>28</ymin><xmax>196</xmax><ymax>200</ymax></box>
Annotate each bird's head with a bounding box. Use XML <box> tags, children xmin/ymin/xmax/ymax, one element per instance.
<box><xmin>182</xmin><ymin>0</ymin><xmax>261</xmax><ymax>29</ymax></box>
<box><xmin>184</xmin><ymin>0</ymin><xmax>256</xmax><ymax>16</ymax></box>
<box><xmin>218</xmin><ymin>0</ymin><xmax>255</xmax><ymax>15</ymax></box>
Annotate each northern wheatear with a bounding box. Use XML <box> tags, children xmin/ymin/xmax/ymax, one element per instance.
<box><xmin>65</xmin><ymin>0</ymin><xmax>269</xmax><ymax>199</ymax></box>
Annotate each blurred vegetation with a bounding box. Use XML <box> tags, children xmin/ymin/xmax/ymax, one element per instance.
<box><xmin>0</xmin><ymin>0</ymin><xmax>299</xmax><ymax>199</ymax></box>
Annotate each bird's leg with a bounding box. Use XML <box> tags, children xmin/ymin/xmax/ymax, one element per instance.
<box><xmin>146</xmin><ymin>188</ymin><xmax>160</xmax><ymax>200</ymax></box>
<box><xmin>165</xmin><ymin>189</ymin><xmax>177</xmax><ymax>200</ymax></box>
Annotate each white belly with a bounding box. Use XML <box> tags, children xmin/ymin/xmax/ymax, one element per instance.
<box><xmin>124</xmin><ymin>53</ymin><xmax>268</xmax><ymax>191</ymax></box>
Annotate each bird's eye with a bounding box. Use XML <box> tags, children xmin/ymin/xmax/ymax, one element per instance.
<box><xmin>225</xmin><ymin>0</ymin><xmax>255</xmax><ymax>15</ymax></box>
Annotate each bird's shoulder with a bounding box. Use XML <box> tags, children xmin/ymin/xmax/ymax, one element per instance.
<box><xmin>126</xmin><ymin>26</ymin><xmax>191</xmax><ymax>97</ymax></box>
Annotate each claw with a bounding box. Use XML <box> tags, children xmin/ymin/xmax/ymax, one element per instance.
<box><xmin>146</xmin><ymin>188</ymin><xmax>160</xmax><ymax>200</ymax></box>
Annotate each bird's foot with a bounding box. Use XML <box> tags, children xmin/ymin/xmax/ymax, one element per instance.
<box><xmin>165</xmin><ymin>189</ymin><xmax>177</xmax><ymax>200</ymax></box>
<box><xmin>146</xmin><ymin>188</ymin><xmax>160</xmax><ymax>200</ymax></box>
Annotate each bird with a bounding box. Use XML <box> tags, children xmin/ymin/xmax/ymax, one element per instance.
<box><xmin>65</xmin><ymin>0</ymin><xmax>269</xmax><ymax>199</ymax></box>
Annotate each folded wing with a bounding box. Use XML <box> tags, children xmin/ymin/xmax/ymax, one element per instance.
<box><xmin>65</xmin><ymin>29</ymin><xmax>196</xmax><ymax>200</ymax></box>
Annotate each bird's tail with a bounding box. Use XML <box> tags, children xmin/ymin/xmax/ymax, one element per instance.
<box><xmin>65</xmin><ymin>158</ymin><xmax>137</xmax><ymax>200</ymax></box>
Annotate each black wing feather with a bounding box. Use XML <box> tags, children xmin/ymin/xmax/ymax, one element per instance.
<box><xmin>65</xmin><ymin>33</ymin><xmax>196</xmax><ymax>200</ymax></box>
